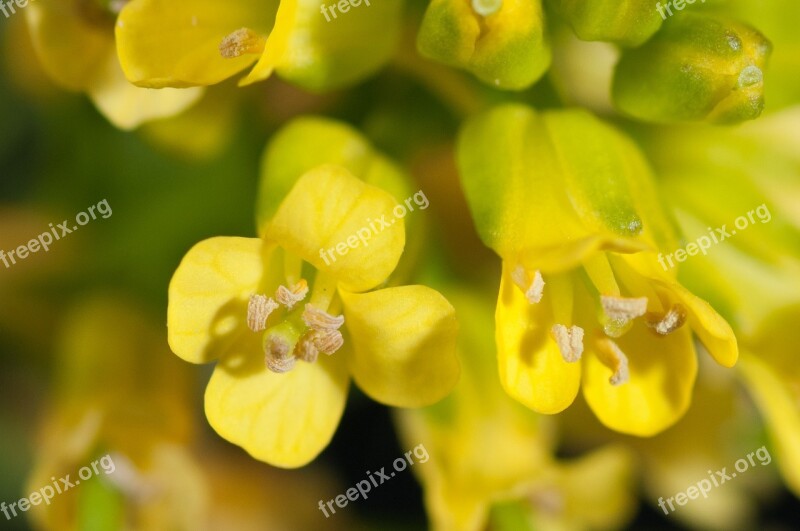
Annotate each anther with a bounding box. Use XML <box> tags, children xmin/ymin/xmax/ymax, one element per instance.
<box><xmin>265</xmin><ymin>334</ymin><xmax>296</xmax><ymax>373</ymax></box>
<box><xmin>302</xmin><ymin>304</ymin><xmax>345</xmax><ymax>331</ymax></box>
<box><xmin>275</xmin><ymin>279</ymin><xmax>309</xmax><ymax>309</ymax></box>
<box><xmin>219</xmin><ymin>28</ymin><xmax>267</xmax><ymax>59</ymax></box>
<box><xmin>247</xmin><ymin>294</ymin><xmax>278</xmax><ymax>332</ymax></box>
<box><xmin>601</xmin><ymin>295</ymin><xmax>648</xmax><ymax>322</ymax></box>
<box><xmin>646</xmin><ymin>304</ymin><xmax>687</xmax><ymax>335</ymax></box>
<box><xmin>551</xmin><ymin>324</ymin><xmax>584</xmax><ymax>363</ymax></box>
<box><xmin>595</xmin><ymin>338</ymin><xmax>630</xmax><ymax>386</ymax></box>
<box><xmin>512</xmin><ymin>265</ymin><xmax>545</xmax><ymax>304</ymax></box>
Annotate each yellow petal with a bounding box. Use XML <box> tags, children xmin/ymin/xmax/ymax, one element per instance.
<box><xmin>738</xmin><ymin>351</ymin><xmax>800</xmax><ymax>496</ymax></box>
<box><xmin>88</xmin><ymin>48</ymin><xmax>204</xmax><ymax>130</ymax></box>
<box><xmin>496</xmin><ymin>262</ymin><xmax>582</xmax><ymax>414</ymax></box>
<box><xmin>239</xmin><ymin>0</ymin><xmax>296</xmax><ymax>85</ymax></box>
<box><xmin>116</xmin><ymin>0</ymin><xmax>279</xmax><ymax>87</ymax></box>
<box><xmin>26</xmin><ymin>1</ymin><xmax>111</xmax><ymax>91</ymax></box>
<box><xmin>341</xmin><ymin>286</ymin><xmax>459</xmax><ymax>407</ymax></box>
<box><xmin>167</xmin><ymin>237</ymin><xmax>265</xmax><ymax>364</ymax></box>
<box><xmin>267</xmin><ymin>164</ymin><xmax>405</xmax><ymax>292</ymax></box>
<box><xmin>582</xmin><ymin>321</ymin><xmax>697</xmax><ymax>436</ymax></box>
<box><xmin>205</xmin><ymin>336</ymin><xmax>349</xmax><ymax>467</ymax></box>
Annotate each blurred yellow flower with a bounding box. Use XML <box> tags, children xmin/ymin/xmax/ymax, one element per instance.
<box><xmin>25</xmin><ymin>0</ymin><xmax>202</xmax><ymax>129</ymax></box>
<box><xmin>168</xmin><ymin>165</ymin><xmax>459</xmax><ymax>467</ymax></box>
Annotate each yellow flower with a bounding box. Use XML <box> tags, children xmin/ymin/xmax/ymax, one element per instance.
<box><xmin>457</xmin><ymin>104</ymin><xmax>738</xmax><ymax>436</ymax></box>
<box><xmin>168</xmin><ymin>165</ymin><xmax>459</xmax><ymax>467</ymax></box>
<box><xmin>26</xmin><ymin>297</ymin><xmax>206</xmax><ymax>530</ymax></box>
<box><xmin>397</xmin><ymin>289</ymin><xmax>636</xmax><ymax>531</ymax></box>
<box><xmin>115</xmin><ymin>0</ymin><xmax>403</xmax><ymax>91</ymax></box>
<box><xmin>25</xmin><ymin>0</ymin><xmax>202</xmax><ymax>129</ymax></box>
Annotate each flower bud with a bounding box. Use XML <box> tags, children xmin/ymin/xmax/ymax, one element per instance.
<box><xmin>417</xmin><ymin>0</ymin><xmax>550</xmax><ymax>90</ymax></box>
<box><xmin>612</xmin><ymin>14</ymin><xmax>771</xmax><ymax>124</ymax></box>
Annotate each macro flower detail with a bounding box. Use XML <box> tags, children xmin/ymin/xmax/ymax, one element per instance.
<box><xmin>24</xmin><ymin>0</ymin><xmax>202</xmax><ymax>129</ymax></box>
<box><xmin>457</xmin><ymin>103</ymin><xmax>738</xmax><ymax>435</ymax></box>
<box><xmin>613</xmin><ymin>14</ymin><xmax>772</xmax><ymax>124</ymax></box>
<box><xmin>115</xmin><ymin>0</ymin><xmax>403</xmax><ymax>91</ymax></box>
<box><xmin>417</xmin><ymin>0</ymin><xmax>550</xmax><ymax>89</ymax></box>
<box><xmin>167</xmin><ymin>164</ymin><xmax>459</xmax><ymax>467</ymax></box>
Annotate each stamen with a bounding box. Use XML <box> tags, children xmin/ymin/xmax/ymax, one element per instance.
<box><xmin>595</xmin><ymin>337</ymin><xmax>630</xmax><ymax>386</ymax></box>
<box><xmin>312</xmin><ymin>329</ymin><xmax>344</xmax><ymax>355</ymax></box>
<box><xmin>646</xmin><ymin>304</ymin><xmax>688</xmax><ymax>335</ymax></box>
<box><xmin>512</xmin><ymin>265</ymin><xmax>545</xmax><ymax>304</ymax></box>
<box><xmin>264</xmin><ymin>335</ymin><xmax>296</xmax><ymax>373</ymax></box>
<box><xmin>294</xmin><ymin>329</ymin><xmax>343</xmax><ymax>363</ymax></box>
<box><xmin>275</xmin><ymin>279</ymin><xmax>309</xmax><ymax>309</ymax></box>
<box><xmin>601</xmin><ymin>295</ymin><xmax>648</xmax><ymax>322</ymax></box>
<box><xmin>219</xmin><ymin>28</ymin><xmax>267</xmax><ymax>59</ymax></box>
<box><xmin>551</xmin><ymin>324</ymin><xmax>584</xmax><ymax>363</ymax></box>
<box><xmin>295</xmin><ymin>333</ymin><xmax>320</xmax><ymax>363</ymax></box>
<box><xmin>247</xmin><ymin>294</ymin><xmax>278</xmax><ymax>332</ymax></box>
<box><xmin>302</xmin><ymin>304</ymin><xmax>345</xmax><ymax>331</ymax></box>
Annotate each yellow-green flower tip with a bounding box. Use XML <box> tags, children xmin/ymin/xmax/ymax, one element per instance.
<box><xmin>457</xmin><ymin>103</ymin><xmax>676</xmax><ymax>271</ymax></box>
<box><xmin>256</xmin><ymin>116</ymin><xmax>412</xmax><ymax>233</ymax></box>
<box><xmin>549</xmin><ymin>0</ymin><xmax>664</xmax><ymax>47</ymax></box>
<box><xmin>612</xmin><ymin>14</ymin><xmax>772</xmax><ymax>124</ymax></box>
<box><xmin>417</xmin><ymin>0</ymin><xmax>550</xmax><ymax>90</ymax></box>
<box><xmin>116</xmin><ymin>0</ymin><xmax>403</xmax><ymax>91</ymax></box>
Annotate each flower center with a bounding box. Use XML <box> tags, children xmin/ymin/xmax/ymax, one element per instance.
<box><xmin>245</xmin><ymin>252</ymin><xmax>345</xmax><ymax>374</ymax></box>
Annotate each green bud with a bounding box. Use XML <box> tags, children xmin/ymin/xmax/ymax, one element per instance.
<box><xmin>417</xmin><ymin>0</ymin><xmax>550</xmax><ymax>90</ymax></box>
<box><xmin>612</xmin><ymin>14</ymin><xmax>772</xmax><ymax>124</ymax></box>
<box><xmin>279</xmin><ymin>0</ymin><xmax>404</xmax><ymax>91</ymax></box>
<box><xmin>548</xmin><ymin>0</ymin><xmax>663</xmax><ymax>47</ymax></box>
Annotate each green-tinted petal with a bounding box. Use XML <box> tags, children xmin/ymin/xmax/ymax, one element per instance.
<box><xmin>256</xmin><ymin>117</ymin><xmax>411</xmax><ymax>232</ymax></box>
<box><xmin>457</xmin><ymin>104</ymin><xmax>674</xmax><ymax>271</ymax></box>
<box><xmin>417</xmin><ymin>0</ymin><xmax>550</xmax><ymax>90</ymax></box>
<box><xmin>613</xmin><ymin>14</ymin><xmax>771</xmax><ymax>124</ymax></box>
<box><xmin>341</xmin><ymin>285</ymin><xmax>459</xmax><ymax>407</ymax></box>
